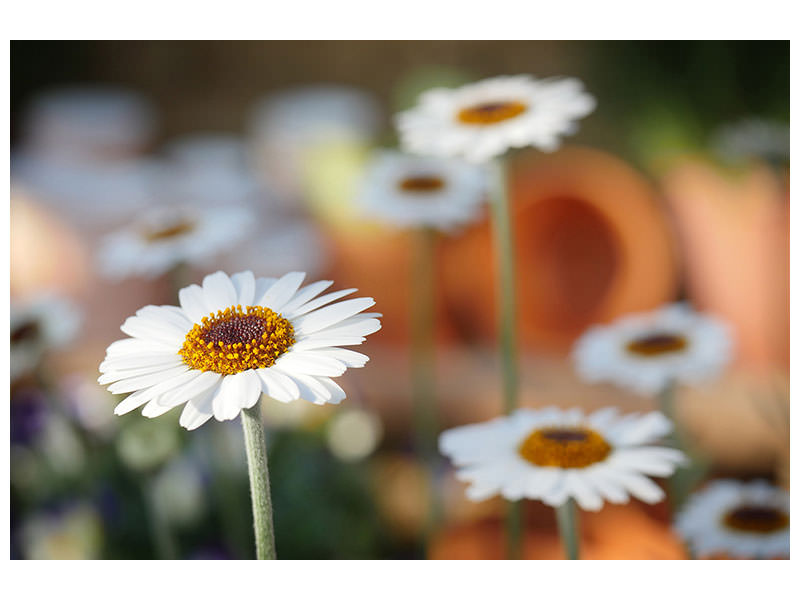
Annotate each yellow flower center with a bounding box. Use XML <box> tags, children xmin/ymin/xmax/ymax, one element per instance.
<box><xmin>179</xmin><ymin>305</ymin><xmax>295</xmax><ymax>375</ymax></box>
<box><xmin>626</xmin><ymin>332</ymin><xmax>688</xmax><ymax>357</ymax></box>
<box><xmin>398</xmin><ymin>175</ymin><xmax>445</xmax><ymax>193</ymax></box>
<box><xmin>723</xmin><ymin>505</ymin><xmax>789</xmax><ymax>534</ymax></box>
<box><xmin>143</xmin><ymin>220</ymin><xmax>196</xmax><ymax>242</ymax></box>
<box><xmin>518</xmin><ymin>426</ymin><xmax>611</xmax><ymax>469</ymax></box>
<box><xmin>457</xmin><ymin>100</ymin><xmax>528</xmax><ymax>125</ymax></box>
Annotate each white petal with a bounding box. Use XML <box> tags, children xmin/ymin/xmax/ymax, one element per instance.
<box><xmin>257</xmin><ymin>272</ymin><xmax>306</xmax><ymax>312</ymax></box>
<box><xmin>120</xmin><ymin>316</ymin><xmax>184</xmax><ymax>346</ymax></box>
<box><xmin>202</xmin><ymin>271</ymin><xmax>238</xmax><ymax>312</ymax></box>
<box><xmin>279</xmin><ymin>280</ymin><xmax>334</xmax><ymax>317</ymax></box>
<box><xmin>157</xmin><ymin>370</ymin><xmax>222</xmax><ymax>407</ymax></box>
<box><xmin>274</xmin><ymin>369</ymin><xmax>331</xmax><ymax>404</ymax></box>
<box><xmin>105</xmin><ymin>338</ymin><xmax>175</xmax><ymax>357</ymax></box>
<box><xmin>275</xmin><ymin>352</ymin><xmax>346</xmax><ymax>377</ymax></box>
<box><xmin>142</xmin><ymin>398</ymin><xmax>177</xmax><ymax>418</ymax></box>
<box><xmin>179</xmin><ymin>384</ymin><xmax>218</xmax><ymax>430</ymax></box>
<box><xmin>212</xmin><ymin>373</ymin><xmax>246</xmax><ymax>421</ymax></box>
<box><xmin>107</xmin><ymin>365</ymin><xmax>190</xmax><ymax>394</ymax></box>
<box><xmin>306</xmin><ymin>348</ymin><xmax>369</xmax><ymax>368</ymax></box>
<box><xmin>113</xmin><ymin>388</ymin><xmax>153</xmax><ymax>415</ymax></box>
<box><xmin>284</xmin><ymin>288</ymin><xmax>357</xmax><ymax>319</ymax></box>
<box><xmin>315</xmin><ymin>377</ymin><xmax>347</xmax><ymax>404</ymax></box>
<box><xmin>179</xmin><ymin>284</ymin><xmax>211</xmax><ymax>323</ymax></box>
<box><xmin>605</xmin><ymin>470</ymin><xmax>666</xmax><ymax>504</ymax></box>
<box><xmin>310</xmin><ymin>316</ymin><xmax>381</xmax><ymax>338</ymax></box>
<box><xmin>99</xmin><ymin>353</ymin><xmax>183</xmax><ymax>372</ymax></box>
<box><xmin>290</xmin><ymin>336</ymin><xmax>367</xmax><ymax>351</ymax></box>
<box><xmin>98</xmin><ymin>361</ymin><xmax>184</xmax><ymax>385</ymax></box>
<box><xmin>237</xmin><ymin>370</ymin><xmax>263</xmax><ymax>410</ymax></box>
<box><xmin>256</xmin><ymin>368</ymin><xmax>300</xmax><ymax>403</ymax></box>
<box><xmin>230</xmin><ymin>271</ymin><xmax>256</xmax><ymax>306</ymax></box>
<box><xmin>293</xmin><ymin>298</ymin><xmax>376</xmax><ymax>336</ymax></box>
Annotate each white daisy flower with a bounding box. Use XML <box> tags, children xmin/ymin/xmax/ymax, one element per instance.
<box><xmin>675</xmin><ymin>479</ymin><xmax>789</xmax><ymax>559</ymax></box>
<box><xmin>395</xmin><ymin>74</ymin><xmax>596</xmax><ymax>163</ymax></box>
<box><xmin>439</xmin><ymin>406</ymin><xmax>686</xmax><ymax>511</ymax></box>
<box><xmin>357</xmin><ymin>150</ymin><xmax>488</xmax><ymax>232</ymax></box>
<box><xmin>572</xmin><ymin>303</ymin><xmax>734</xmax><ymax>396</ymax></box>
<box><xmin>98</xmin><ymin>270</ymin><xmax>381</xmax><ymax>431</ymax></box>
<box><xmin>97</xmin><ymin>203</ymin><xmax>254</xmax><ymax>280</ymax></box>
<box><xmin>11</xmin><ymin>293</ymin><xmax>82</xmax><ymax>382</ymax></box>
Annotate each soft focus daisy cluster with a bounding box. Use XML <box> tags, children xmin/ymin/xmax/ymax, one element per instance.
<box><xmin>10</xmin><ymin>41</ymin><xmax>789</xmax><ymax>559</ymax></box>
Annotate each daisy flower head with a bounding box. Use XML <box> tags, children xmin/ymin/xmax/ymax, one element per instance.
<box><xmin>357</xmin><ymin>150</ymin><xmax>489</xmax><ymax>232</ymax></box>
<box><xmin>439</xmin><ymin>406</ymin><xmax>686</xmax><ymax>511</ymax></box>
<box><xmin>98</xmin><ymin>203</ymin><xmax>254</xmax><ymax>280</ymax></box>
<box><xmin>11</xmin><ymin>293</ymin><xmax>82</xmax><ymax>382</ymax></box>
<box><xmin>98</xmin><ymin>270</ymin><xmax>381</xmax><ymax>430</ymax></box>
<box><xmin>395</xmin><ymin>74</ymin><xmax>596</xmax><ymax>163</ymax></box>
<box><xmin>572</xmin><ymin>303</ymin><xmax>734</xmax><ymax>396</ymax></box>
<box><xmin>675</xmin><ymin>480</ymin><xmax>789</xmax><ymax>559</ymax></box>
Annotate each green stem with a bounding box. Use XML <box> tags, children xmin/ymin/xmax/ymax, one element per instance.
<box><xmin>555</xmin><ymin>499</ymin><xmax>579</xmax><ymax>560</ymax></box>
<box><xmin>240</xmin><ymin>402</ymin><xmax>277</xmax><ymax>560</ymax></box>
<box><xmin>489</xmin><ymin>158</ymin><xmax>522</xmax><ymax>559</ymax></box>
<box><xmin>411</xmin><ymin>227</ymin><xmax>443</xmax><ymax>538</ymax></box>
<box><xmin>143</xmin><ymin>480</ymin><xmax>177</xmax><ymax>560</ymax></box>
<box><xmin>489</xmin><ymin>158</ymin><xmax>519</xmax><ymax>415</ymax></box>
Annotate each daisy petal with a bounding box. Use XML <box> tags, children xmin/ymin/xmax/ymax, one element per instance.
<box><xmin>258</xmin><ymin>271</ymin><xmax>306</xmax><ymax>312</ymax></box>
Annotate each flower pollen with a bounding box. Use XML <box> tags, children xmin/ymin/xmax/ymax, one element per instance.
<box><xmin>458</xmin><ymin>100</ymin><xmax>527</xmax><ymax>125</ymax></box>
<box><xmin>519</xmin><ymin>426</ymin><xmax>611</xmax><ymax>468</ymax></box>
<box><xmin>626</xmin><ymin>332</ymin><xmax>688</xmax><ymax>357</ymax></box>
<box><xmin>179</xmin><ymin>305</ymin><xmax>295</xmax><ymax>375</ymax></box>
<box><xmin>723</xmin><ymin>505</ymin><xmax>789</xmax><ymax>534</ymax></box>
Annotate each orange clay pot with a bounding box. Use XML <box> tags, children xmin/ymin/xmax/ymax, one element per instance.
<box><xmin>440</xmin><ymin>145</ymin><xmax>679</xmax><ymax>355</ymax></box>
<box><xmin>660</xmin><ymin>159</ymin><xmax>788</xmax><ymax>371</ymax></box>
<box><xmin>429</xmin><ymin>501</ymin><xmax>687</xmax><ymax>560</ymax></box>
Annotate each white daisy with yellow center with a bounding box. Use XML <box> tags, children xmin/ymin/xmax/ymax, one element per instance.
<box><xmin>439</xmin><ymin>407</ymin><xmax>686</xmax><ymax>511</ymax></box>
<box><xmin>98</xmin><ymin>270</ymin><xmax>381</xmax><ymax>430</ymax></box>
<box><xmin>357</xmin><ymin>150</ymin><xmax>488</xmax><ymax>231</ymax></box>
<box><xmin>572</xmin><ymin>303</ymin><xmax>734</xmax><ymax>396</ymax></box>
<box><xmin>675</xmin><ymin>480</ymin><xmax>789</xmax><ymax>559</ymax></box>
<box><xmin>395</xmin><ymin>74</ymin><xmax>596</xmax><ymax>163</ymax></box>
<box><xmin>98</xmin><ymin>204</ymin><xmax>254</xmax><ymax>280</ymax></box>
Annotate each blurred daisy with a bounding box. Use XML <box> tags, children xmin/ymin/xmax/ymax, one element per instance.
<box><xmin>357</xmin><ymin>150</ymin><xmax>488</xmax><ymax>231</ymax></box>
<box><xmin>396</xmin><ymin>74</ymin><xmax>596</xmax><ymax>163</ymax></box>
<box><xmin>439</xmin><ymin>406</ymin><xmax>685</xmax><ymax>511</ymax></box>
<box><xmin>675</xmin><ymin>480</ymin><xmax>789</xmax><ymax>559</ymax></box>
<box><xmin>572</xmin><ymin>303</ymin><xmax>733</xmax><ymax>396</ymax></box>
<box><xmin>99</xmin><ymin>270</ymin><xmax>381</xmax><ymax>430</ymax></box>
<box><xmin>98</xmin><ymin>204</ymin><xmax>253</xmax><ymax>280</ymax></box>
<box><xmin>711</xmin><ymin>118</ymin><xmax>790</xmax><ymax>164</ymax></box>
<box><xmin>11</xmin><ymin>293</ymin><xmax>81</xmax><ymax>381</ymax></box>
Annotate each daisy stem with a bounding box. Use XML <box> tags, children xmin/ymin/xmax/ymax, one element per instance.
<box><xmin>556</xmin><ymin>499</ymin><xmax>580</xmax><ymax>560</ymax></box>
<box><xmin>489</xmin><ymin>157</ymin><xmax>522</xmax><ymax>559</ymax></box>
<box><xmin>240</xmin><ymin>401</ymin><xmax>277</xmax><ymax>560</ymax></box>
<box><xmin>659</xmin><ymin>381</ymin><xmax>688</xmax><ymax>513</ymax></box>
<box><xmin>489</xmin><ymin>158</ymin><xmax>519</xmax><ymax>416</ymax></box>
<box><xmin>411</xmin><ymin>227</ymin><xmax>443</xmax><ymax>538</ymax></box>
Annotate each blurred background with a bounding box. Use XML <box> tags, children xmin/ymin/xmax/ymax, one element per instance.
<box><xmin>9</xmin><ymin>40</ymin><xmax>789</xmax><ymax>559</ymax></box>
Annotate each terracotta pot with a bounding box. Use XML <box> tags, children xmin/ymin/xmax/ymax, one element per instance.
<box><xmin>429</xmin><ymin>501</ymin><xmax>687</xmax><ymax>560</ymax></box>
<box><xmin>661</xmin><ymin>159</ymin><xmax>788</xmax><ymax>370</ymax></box>
<box><xmin>440</xmin><ymin>146</ymin><xmax>679</xmax><ymax>354</ymax></box>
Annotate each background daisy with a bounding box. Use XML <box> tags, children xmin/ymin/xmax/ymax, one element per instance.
<box><xmin>572</xmin><ymin>303</ymin><xmax>734</xmax><ymax>396</ymax></box>
<box><xmin>439</xmin><ymin>406</ymin><xmax>685</xmax><ymax>511</ymax></box>
<box><xmin>357</xmin><ymin>150</ymin><xmax>488</xmax><ymax>232</ymax></box>
<box><xmin>675</xmin><ymin>479</ymin><xmax>789</xmax><ymax>559</ymax></box>
<box><xmin>97</xmin><ymin>204</ymin><xmax>254</xmax><ymax>280</ymax></box>
<box><xmin>395</xmin><ymin>74</ymin><xmax>596</xmax><ymax>163</ymax></box>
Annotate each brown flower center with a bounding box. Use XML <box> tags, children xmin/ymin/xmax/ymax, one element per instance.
<box><xmin>143</xmin><ymin>220</ymin><xmax>196</xmax><ymax>242</ymax></box>
<box><xmin>457</xmin><ymin>100</ymin><xmax>527</xmax><ymax>125</ymax></box>
<box><xmin>626</xmin><ymin>333</ymin><xmax>688</xmax><ymax>357</ymax></box>
<box><xmin>518</xmin><ymin>426</ymin><xmax>612</xmax><ymax>469</ymax></box>
<box><xmin>397</xmin><ymin>175</ymin><xmax>445</xmax><ymax>193</ymax></box>
<box><xmin>723</xmin><ymin>505</ymin><xmax>789</xmax><ymax>534</ymax></box>
<box><xmin>179</xmin><ymin>305</ymin><xmax>295</xmax><ymax>375</ymax></box>
<box><xmin>11</xmin><ymin>319</ymin><xmax>41</xmax><ymax>344</ymax></box>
